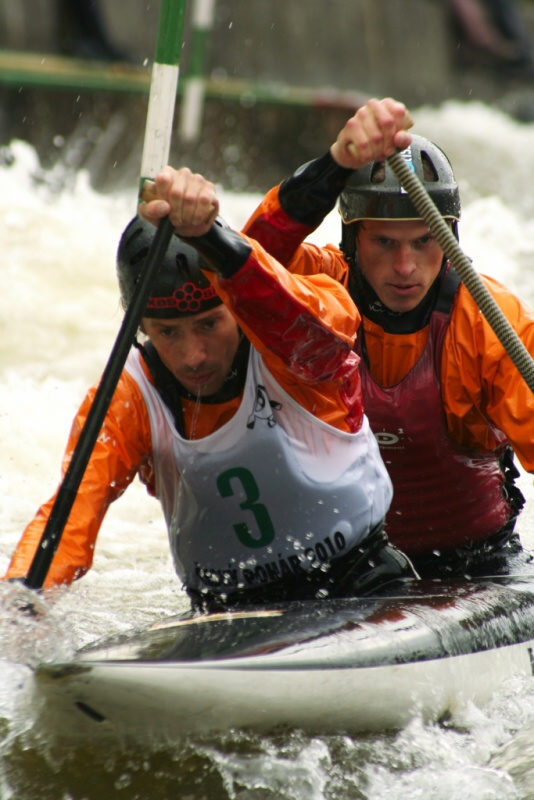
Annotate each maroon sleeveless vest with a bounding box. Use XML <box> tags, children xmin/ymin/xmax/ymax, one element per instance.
<box><xmin>355</xmin><ymin>272</ymin><xmax>511</xmax><ymax>555</ymax></box>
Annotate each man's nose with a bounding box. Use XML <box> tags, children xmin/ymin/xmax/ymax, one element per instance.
<box><xmin>392</xmin><ymin>244</ymin><xmax>416</xmax><ymax>276</ymax></box>
<box><xmin>181</xmin><ymin>335</ymin><xmax>207</xmax><ymax>369</ymax></box>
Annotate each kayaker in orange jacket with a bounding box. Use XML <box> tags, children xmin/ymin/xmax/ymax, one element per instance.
<box><xmin>243</xmin><ymin>97</ymin><xmax>534</xmax><ymax>578</ymax></box>
<box><xmin>5</xmin><ymin>165</ymin><xmax>416</xmax><ymax>607</ymax></box>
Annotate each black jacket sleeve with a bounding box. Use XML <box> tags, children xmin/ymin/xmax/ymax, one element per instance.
<box><xmin>278</xmin><ymin>151</ymin><xmax>354</xmax><ymax>227</ymax></box>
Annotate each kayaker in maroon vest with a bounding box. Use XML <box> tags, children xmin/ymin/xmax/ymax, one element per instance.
<box><xmin>243</xmin><ymin>97</ymin><xmax>534</xmax><ymax>578</ymax></box>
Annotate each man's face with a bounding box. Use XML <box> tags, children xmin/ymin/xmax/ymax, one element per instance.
<box><xmin>142</xmin><ymin>306</ymin><xmax>241</xmax><ymax>397</ymax></box>
<box><xmin>356</xmin><ymin>219</ymin><xmax>445</xmax><ymax>313</ymax></box>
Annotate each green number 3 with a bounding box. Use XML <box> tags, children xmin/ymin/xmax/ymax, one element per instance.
<box><xmin>217</xmin><ymin>467</ymin><xmax>275</xmax><ymax>548</ymax></box>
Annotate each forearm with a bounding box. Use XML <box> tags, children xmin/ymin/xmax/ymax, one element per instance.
<box><xmin>443</xmin><ymin>280</ymin><xmax>534</xmax><ymax>469</ymax></box>
<box><xmin>5</xmin><ymin>487</ymin><xmax>109</xmax><ymax>587</ymax></box>
<box><xmin>4</xmin><ymin>376</ymin><xmax>150</xmax><ymax>588</ymax></box>
<box><xmin>279</xmin><ymin>151</ymin><xmax>354</xmax><ymax>226</ymax></box>
<box><xmin>243</xmin><ymin>152</ymin><xmax>353</xmax><ymax>265</ymax></box>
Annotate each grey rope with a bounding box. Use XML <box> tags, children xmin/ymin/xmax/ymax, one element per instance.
<box><xmin>387</xmin><ymin>151</ymin><xmax>534</xmax><ymax>394</ymax></box>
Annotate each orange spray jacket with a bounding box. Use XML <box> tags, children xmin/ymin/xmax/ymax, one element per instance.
<box><xmin>5</xmin><ymin>229</ymin><xmax>365</xmax><ymax>588</ymax></box>
<box><xmin>243</xmin><ymin>153</ymin><xmax>534</xmax><ymax>553</ymax></box>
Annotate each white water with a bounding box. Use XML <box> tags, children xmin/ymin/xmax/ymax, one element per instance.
<box><xmin>1</xmin><ymin>99</ymin><xmax>534</xmax><ymax>798</ymax></box>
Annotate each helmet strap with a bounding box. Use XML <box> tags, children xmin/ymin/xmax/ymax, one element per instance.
<box><xmin>340</xmin><ymin>222</ymin><xmax>358</xmax><ymax>263</ymax></box>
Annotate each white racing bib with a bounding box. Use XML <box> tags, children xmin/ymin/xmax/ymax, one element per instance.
<box><xmin>126</xmin><ymin>348</ymin><xmax>392</xmax><ymax>598</ymax></box>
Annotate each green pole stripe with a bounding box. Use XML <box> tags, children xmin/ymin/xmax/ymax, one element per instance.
<box><xmin>190</xmin><ymin>27</ymin><xmax>210</xmax><ymax>76</ymax></box>
<box><xmin>155</xmin><ymin>0</ymin><xmax>187</xmax><ymax>66</ymax></box>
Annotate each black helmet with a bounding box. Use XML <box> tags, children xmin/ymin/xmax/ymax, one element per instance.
<box><xmin>116</xmin><ymin>216</ymin><xmax>222</xmax><ymax>319</ymax></box>
<box><xmin>339</xmin><ymin>134</ymin><xmax>461</xmax><ymax>224</ymax></box>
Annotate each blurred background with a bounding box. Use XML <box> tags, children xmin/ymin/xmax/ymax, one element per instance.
<box><xmin>1</xmin><ymin>0</ymin><xmax>534</xmax><ymax>193</ymax></box>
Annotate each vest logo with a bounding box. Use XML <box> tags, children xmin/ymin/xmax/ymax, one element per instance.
<box><xmin>375</xmin><ymin>428</ymin><xmax>405</xmax><ymax>448</ymax></box>
<box><xmin>376</xmin><ymin>432</ymin><xmax>400</xmax><ymax>446</ymax></box>
<box><xmin>247</xmin><ymin>385</ymin><xmax>282</xmax><ymax>430</ymax></box>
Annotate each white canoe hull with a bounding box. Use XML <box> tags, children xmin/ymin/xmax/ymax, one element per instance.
<box><xmin>34</xmin><ymin>576</ymin><xmax>534</xmax><ymax>743</ymax></box>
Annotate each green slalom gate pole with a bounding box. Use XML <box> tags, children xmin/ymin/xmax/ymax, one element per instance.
<box><xmin>24</xmin><ymin>0</ymin><xmax>188</xmax><ymax>591</ymax></box>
